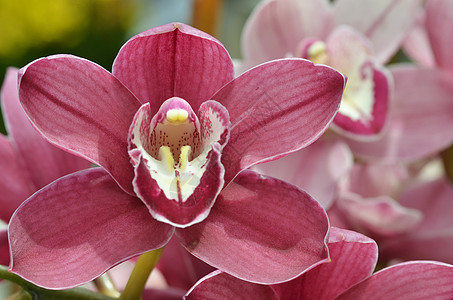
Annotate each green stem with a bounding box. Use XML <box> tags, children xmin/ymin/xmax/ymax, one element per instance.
<box><xmin>93</xmin><ymin>273</ymin><xmax>120</xmax><ymax>298</ymax></box>
<box><xmin>0</xmin><ymin>265</ymin><xmax>115</xmax><ymax>300</ymax></box>
<box><xmin>8</xmin><ymin>289</ymin><xmax>32</xmax><ymax>300</ymax></box>
<box><xmin>119</xmin><ymin>248</ymin><xmax>164</xmax><ymax>300</ymax></box>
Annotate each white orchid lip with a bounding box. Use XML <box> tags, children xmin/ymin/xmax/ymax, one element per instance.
<box><xmin>128</xmin><ymin>97</ymin><xmax>230</xmax><ymax>227</ymax></box>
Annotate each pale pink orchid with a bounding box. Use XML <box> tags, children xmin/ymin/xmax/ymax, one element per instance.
<box><xmin>239</xmin><ymin>0</ymin><xmax>422</xmax><ymax>139</ymax></box>
<box><xmin>404</xmin><ymin>0</ymin><xmax>453</xmax><ymax>71</ymax></box>
<box><xmin>0</xmin><ymin>68</ymin><xmax>90</xmax><ymax>266</ymax></box>
<box><xmin>344</xmin><ymin>65</ymin><xmax>453</xmax><ymax>162</ymax></box>
<box><xmin>332</xmin><ymin>161</ymin><xmax>423</xmax><ymax>237</ymax></box>
<box><xmin>346</xmin><ymin>0</ymin><xmax>453</xmax><ymax>161</ymax></box>
<box><xmin>327</xmin><ymin>158</ymin><xmax>453</xmax><ymax>265</ymax></box>
<box><xmin>185</xmin><ymin>227</ymin><xmax>453</xmax><ymax>300</ymax></box>
<box><xmin>379</xmin><ymin>178</ymin><xmax>453</xmax><ymax>264</ymax></box>
<box><xmin>9</xmin><ymin>23</ymin><xmax>345</xmax><ymax>289</ymax></box>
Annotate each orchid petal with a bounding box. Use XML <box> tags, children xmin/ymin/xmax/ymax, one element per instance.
<box><xmin>132</xmin><ymin>143</ymin><xmax>224</xmax><ymax>228</ymax></box>
<box><xmin>337</xmin><ymin>194</ymin><xmax>422</xmax><ymax>236</ymax></box>
<box><xmin>8</xmin><ymin>168</ymin><xmax>174</xmax><ymax>289</ymax></box>
<box><xmin>18</xmin><ymin>55</ymin><xmax>142</xmax><ymax>194</ymax></box>
<box><xmin>185</xmin><ymin>270</ymin><xmax>279</xmax><ymax>300</ymax></box>
<box><xmin>198</xmin><ymin>100</ymin><xmax>230</xmax><ymax>149</ymax></box>
<box><xmin>380</xmin><ymin>178</ymin><xmax>453</xmax><ymax>263</ymax></box>
<box><xmin>0</xmin><ymin>135</ymin><xmax>33</xmax><ymax>222</ymax></box>
<box><xmin>2</xmin><ymin>67</ymin><xmax>90</xmax><ymax>192</ymax></box>
<box><xmin>333</xmin><ymin>0</ymin><xmax>421</xmax><ymax>63</ymax></box>
<box><xmin>426</xmin><ymin>0</ymin><xmax>453</xmax><ymax>70</ymax></box>
<box><xmin>157</xmin><ymin>237</ymin><xmax>215</xmax><ymax>291</ymax></box>
<box><xmin>403</xmin><ymin>10</ymin><xmax>435</xmax><ymax>67</ymax></box>
<box><xmin>273</xmin><ymin>228</ymin><xmax>378</xmax><ymax>300</ymax></box>
<box><xmin>343</xmin><ymin>162</ymin><xmax>410</xmax><ymax>199</ymax></box>
<box><xmin>176</xmin><ymin>170</ymin><xmax>330</xmax><ymax>284</ymax></box>
<box><xmin>346</xmin><ymin>65</ymin><xmax>453</xmax><ymax>162</ymax></box>
<box><xmin>336</xmin><ymin>261</ymin><xmax>453</xmax><ymax>299</ymax></box>
<box><xmin>113</xmin><ymin>23</ymin><xmax>234</xmax><ymax>111</ymax></box>
<box><xmin>142</xmin><ymin>287</ymin><xmax>186</xmax><ymax>300</ymax></box>
<box><xmin>325</xmin><ymin>27</ymin><xmax>391</xmax><ymax>139</ymax></box>
<box><xmin>0</xmin><ymin>227</ymin><xmax>8</xmax><ymax>266</ymax></box>
<box><xmin>253</xmin><ymin>139</ymin><xmax>353</xmax><ymax>209</ymax></box>
<box><xmin>214</xmin><ymin>59</ymin><xmax>345</xmax><ymax>183</ymax></box>
<box><xmin>241</xmin><ymin>0</ymin><xmax>332</xmax><ymax>67</ymax></box>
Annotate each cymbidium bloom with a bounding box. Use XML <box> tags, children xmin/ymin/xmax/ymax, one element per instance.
<box><xmin>185</xmin><ymin>228</ymin><xmax>453</xmax><ymax>299</ymax></box>
<box><xmin>346</xmin><ymin>0</ymin><xmax>453</xmax><ymax>161</ymax></box>
<box><xmin>404</xmin><ymin>0</ymin><xmax>453</xmax><ymax>70</ymax></box>
<box><xmin>239</xmin><ymin>0</ymin><xmax>421</xmax><ymax>139</ymax></box>
<box><xmin>379</xmin><ymin>177</ymin><xmax>453</xmax><ymax>264</ymax></box>
<box><xmin>0</xmin><ymin>68</ymin><xmax>90</xmax><ymax>265</ymax></box>
<box><xmin>10</xmin><ymin>23</ymin><xmax>345</xmax><ymax>288</ymax></box>
<box><xmin>333</xmin><ymin>161</ymin><xmax>423</xmax><ymax>237</ymax></box>
<box><xmin>327</xmin><ymin>158</ymin><xmax>453</xmax><ymax>265</ymax></box>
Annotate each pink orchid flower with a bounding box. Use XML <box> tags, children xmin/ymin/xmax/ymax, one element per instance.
<box><xmin>404</xmin><ymin>0</ymin><xmax>453</xmax><ymax>71</ymax></box>
<box><xmin>9</xmin><ymin>23</ymin><xmax>345</xmax><ymax>289</ymax></box>
<box><xmin>379</xmin><ymin>177</ymin><xmax>453</xmax><ymax>264</ymax></box>
<box><xmin>0</xmin><ymin>68</ymin><xmax>90</xmax><ymax>266</ymax></box>
<box><xmin>327</xmin><ymin>158</ymin><xmax>453</xmax><ymax>265</ymax></box>
<box><xmin>239</xmin><ymin>0</ymin><xmax>421</xmax><ymax>139</ymax></box>
<box><xmin>346</xmin><ymin>0</ymin><xmax>453</xmax><ymax>161</ymax></box>
<box><xmin>332</xmin><ymin>161</ymin><xmax>423</xmax><ymax>237</ymax></box>
<box><xmin>185</xmin><ymin>227</ymin><xmax>453</xmax><ymax>300</ymax></box>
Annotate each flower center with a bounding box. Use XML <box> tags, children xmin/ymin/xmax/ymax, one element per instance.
<box><xmin>306</xmin><ymin>41</ymin><xmax>329</xmax><ymax>65</ymax></box>
<box><xmin>150</xmin><ymin>107</ymin><xmax>201</xmax><ymax>172</ymax></box>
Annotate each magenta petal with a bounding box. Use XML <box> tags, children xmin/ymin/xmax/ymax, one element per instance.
<box><xmin>273</xmin><ymin>228</ymin><xmax>378</xmax><ymax>300</ymax></box>
<box><xmin>177</xmin><ymin>170</ymin><xmax>330</xmax><ymax>284</ymax></box>
<box><xmin>18</xmin><ymin>55</ymin><xmax>142</xmax><ymax>194</ymax></box>
<box><xmin>0</xmin><ymin>227</ymin><xmax>8</xmax><ymax>266</ymax></box>
<box><xmin>0</xmin><ymin>135</ymin><xmax>33</xmax><ymax>222</ymax></box>
<box><xmin>253</xmin><ymin>139</ymin><xmax>353</xmax><ymax>209</ymax></box>
<box><xmin>113</xmin><ymin>23</ymin><xmax>234</xmax><ymax>111</ymax></box>
<box><xmin>157</xmin><ymin>237</ymin><xmax>215</xmax><ymax>291</ymax></box>
<box><xmin>346</xmin><ymin>66</ymin><xmax>453</xmax><ymax>161</ymax></box>
<box><xmin>426</xmin><ymin>0</ymin><xmax>453</xmax><ymax>70</ymax></box>
<box><xmin>337</xmin><ymin>261</ymin><xmax>453</xmax><ymax>299</ymax></box>
<box><xmin>215</xmin><ymin>59</ymin><xmax>345</xmax><ymax>183</ymax></box>
<box><xmin>2</xmin><ymin>67</ymin><xmax>90</xmax><ymax>191</ymax></box>
<box><xmin>8</xmin><ymin>168</ymin><xmax>174</xmax><ymax>289</ymax></box>
<box><xmin>185</xmin><ymin>270</ymin><xmax>279</xmax><ymax>300</ymax></box>
<box><xmin>198</xmin><ymin>100</ymin><xmax>231</xmax><ymax>148</ymax></box>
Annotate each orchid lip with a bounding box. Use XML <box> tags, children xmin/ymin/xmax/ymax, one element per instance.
<box><xmin>128</xmin><ymin>97</ymin><xmax>230</xmax><ymax>226</ymax></box>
